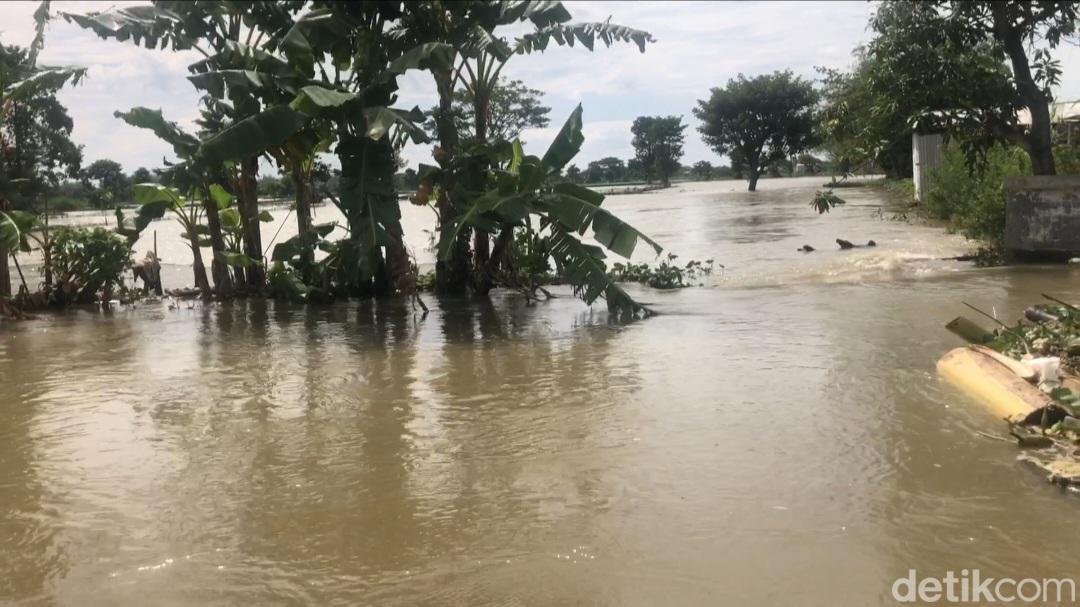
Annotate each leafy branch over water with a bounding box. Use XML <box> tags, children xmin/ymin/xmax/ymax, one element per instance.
<box><xmin>809</xmin><ymin>190</ymin><xmax>846</xmax><ymax>214</ymax></box>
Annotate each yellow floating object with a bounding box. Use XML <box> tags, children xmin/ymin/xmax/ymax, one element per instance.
<box><xmin>936</xmin><ymin>346</ymin><xmax>1050</xmax><ymax>421</ymax></box>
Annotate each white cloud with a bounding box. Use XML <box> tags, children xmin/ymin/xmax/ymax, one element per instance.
<box><xmin>3</xmin><ymin>0</ymin><xmax>1079</xmax><ymax>172</ymax></box>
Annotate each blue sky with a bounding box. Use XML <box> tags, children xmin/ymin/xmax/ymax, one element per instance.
<box><xmin>4</xmin><ymin>1</ymin><xmax>1080</xmax><ymax>172</ymax></box>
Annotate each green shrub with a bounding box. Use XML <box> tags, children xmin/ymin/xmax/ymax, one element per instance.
<box><xmin>51</xmin><ymin>227</ymin><xmax>132</xmax><ymax>303</ymax></box>
<box><xmin>45</xmin><ymin>195</ymin><xmax>91</xmax><ymax>213</ymax></box>
<box><xmin>923</xmin><ymin>143</ymin><xmax>1031</xmax><ymax>246</ymax></box>
<box><xmin>882</xmin><ymin>178</ymin><xmax>915</xmax><ymax>202</ymax></box>
<box><xmin>1054</xmin><ymin>145</ymin><xmax>1080</xmax><ymax>175</ymax></box>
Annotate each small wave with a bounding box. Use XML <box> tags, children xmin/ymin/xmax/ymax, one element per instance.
<box><xmin>716</xmin><ymin>249</ymin><xmax>975</xmax><ymax>289</ymax></box>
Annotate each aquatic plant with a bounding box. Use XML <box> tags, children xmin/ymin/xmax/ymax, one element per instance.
<box><xmin>609</xmin><ymin>254</ymin><xmax>717</xmax><ymax>290</ymax></box>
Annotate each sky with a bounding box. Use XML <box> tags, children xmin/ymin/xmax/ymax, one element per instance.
<box><xmin>3</xmin><ymin>1</ymin><xmax>1080</xmax><ymax>173</ymax></box>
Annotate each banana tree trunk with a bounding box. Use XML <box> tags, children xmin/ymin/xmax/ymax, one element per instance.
<box><xmin>0</xmin><ymin>249</ymin><xmax>11</xmax><ymax>298</ymax></box>
<box><xmin>433</xmin><ymin>68</ymin><xmax>470</xmax><ymax>294</ymax></box>
<box><xmin>292</xmin><ymin>169</ymin><xmax>313</xmax><ymax>265</ymax></box>
<box><xmin>238</xmin><ymin>156</ymin><xmax>265</xmax><ymax>288</ymax></box>
<box><xmin>201</xmin><ymin>195</ymin><xmax>232</xmax><ymax>296</ymax></box>
<box><xmin>187</xmin><ymin>229</ymin><xmax>212</xmax><ymax>298</ymax></box>
<box><xmin>472</xmin><ymin>93</ymin><xmax>493</xmax><ymax>295</ymax></box>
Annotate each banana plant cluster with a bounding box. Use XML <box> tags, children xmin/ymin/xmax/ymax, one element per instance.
<box><xmin>434</xmin><ymin>105</ymin><xmax>662</xmax><ymax>318</ymax></box>
<box><xmin>55</xmin><ymin>0</ymin><xmax>663</xmax><ymax>316</ymax></box>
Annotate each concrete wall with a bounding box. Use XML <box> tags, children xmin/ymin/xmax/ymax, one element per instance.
<box><xmin>1005</xmin><ymin>176</ymin><xmax>1080</xmax><ymax>255</ymax></box>
<box><xmin>912</xmin><ymin>133</ymin><xmax>943</xmax><ymax>201</ymax></box>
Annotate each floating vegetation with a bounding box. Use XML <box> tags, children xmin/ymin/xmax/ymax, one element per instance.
<box><xmin>609</xmin><ymin>254</ymin><xmax>718</xmax><ymax>289</ymax></box>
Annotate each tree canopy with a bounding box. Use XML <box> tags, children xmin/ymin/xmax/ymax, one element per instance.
<box><xmin>694</xmin><ymin>71</ymin><xmax>818</xmax><ymax>191</ymax></box>
<box><xmin>0</xmin><ymin>44</ymin><xmax>83</xmax><ymax>212</ymax></box>
<box><xmin>630</xmin><ymin>115</ymin><xmax>686</xmax><ymax>187</ymax></box>
<box><xmin>863</xmin><ymin>0</ymin><xmax>1077</xmax><ymax>175</ymax></box>
<box><xmin>433</xmin><ymin>78</ymin><xmax>551</xmax><ymax>145</ymax></box>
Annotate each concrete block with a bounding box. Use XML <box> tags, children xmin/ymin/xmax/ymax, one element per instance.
<box><xmin>1005</xmin><ymin>176</ymin><xmax>1080</xmax><ymax>254</ymax></box>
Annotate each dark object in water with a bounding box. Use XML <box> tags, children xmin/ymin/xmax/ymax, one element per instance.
<box><xmin>797</xmin><ymin>244</ymin><xmax>815</xmax><ymax>253</ymax></box>
<box><xmin>836</xmin><ymin>239</ymin><xmax>877</xmax><ymax>250</ymax></box>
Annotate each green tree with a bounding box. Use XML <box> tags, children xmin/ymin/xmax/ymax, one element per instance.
<box><xmin>67</xmin><ymin>1</ymin><xmax>300</xmax><ymax>290</ymax></box>
<box><xmin>694</xmin><ymin>71</ymin><xmax>819</xmax><ymax>191</ymax></box>
<box><xmin>0</xmin><ymin>1</ymin><xmax>86</xmax><ymax>298</ymax></box>
<box><xmin>691</xmin><ymin>160</ymin><xmax>714</xmax><ymax>181</ymax></box>
<box><xmin>81</xmin><ymin>159</ymin><xmax>128</xmax><ymax>207</ymax></box>
<box><xmin>564</xmin><ymin>164</ymin><xmax>583</xmax><ymax>183</ymax></box>
<box><xmin>398</xmin><ymin>2</ymin><xmax>653</xmax><ymax>295</ymax></box>
<box><xmin>891</xmin><ymin>1</ymin><xmax>1077</xmax><ymax>175</ymax></box>
<box><xmin>131</xmin><ymin>166</ymin><xmax>154</xmax><ymax>184</ymax></box>
<box><xmin>0</xmin><ymin>45</ymin><xmax>83</xmax><ymax>211</ymax></box>
<box><xmin>851</xmin><ymin>1</ymin><xmax>1020</xmax><ymax>175</ymax></box>
<box><xmin>585</xmin><ymin>156</ymin><xmax>626</xmax><ymax>184</ymax></box>
<box><xmin>433</xmin><ymin>78</ymin><xmax>551</xmax><ymax>144</ymax></box>
<box><xmin>631</xmin><ymin>116</ymin><xmax>685</xmax><ymax>187</ymax></box>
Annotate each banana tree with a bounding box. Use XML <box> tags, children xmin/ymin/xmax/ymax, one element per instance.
<box><xmin>438</xmin><ymin>105</ymin><xmax>661</xmax><ymax>319</ymax></box>
<box><xmin>64</xmin><ymin>2</ymin><xmax>301</xmax><ymax>289</ymax></box>
<box><xmin>398</xmin><ymin>1</ymin><xmax>654</xmax><ymax>294</ymax></box>
<box><xmin>190</xmin><ymin>16</ymin><xmax>450</xmax><ymax>297</ymax></box>
<box><xmin>131</xmin><ymin>183</ymin><xmax>213</xmax><ymax>297</ymax></box>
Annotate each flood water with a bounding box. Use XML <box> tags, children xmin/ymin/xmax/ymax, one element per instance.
<box><xmin>5</xmin><ymin>177</ymin><xmax>1080</xmax><ymax>605</ymax></box>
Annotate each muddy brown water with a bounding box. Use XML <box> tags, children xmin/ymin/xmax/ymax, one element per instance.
<box><xmin>5</xmin><ymin>177</ymin><xmax>1080</xmax><ymax>605</ymax></box>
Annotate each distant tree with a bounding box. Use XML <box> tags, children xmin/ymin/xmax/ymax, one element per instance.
<box><xmin>695</xmin><ymin>71</ymin><xmax>819</xmax><ymax>191</ymax></box>
<box><xmin>585</xmin><ymin>156</ymin><xmax>626</xmax><ymax>184</ymax></box>
<box><xmin>257</xmin><ymin>175</ymin><xmax>288</xmax><ymax>199</ymax></box>
<box><xmin>796</xmin><ymin>154</ymin><xmax>824</xmax><ymax>174</ymax></box>
<box><xmin>81</xmin><ymin>159</ymin><xmax>128</xmax><ymax>207</ymax></box>
<box><xmin>631</xmin><ymin>115</ymin><xmax>686</xmax><ymax>187</ymax></box>
<box><xmin>691</xmin><ymin>160</ymin><xmax>714</xmax><ymax>181</ymax></box>
<box><xmin>564</xmin><ymin>164</ymin><xmax>583</xmax><ymax>183</ymax></box>
<box><xmin>131</xmin><ymin>167</ymin><xmax>155</xmax><ymax>184</ymax></box>
<box><xmin>428</xmin><ymin>78</ymin><xmax>552</xmax><ymax>145</ymax></box>
<box><xmin>626</xmin><ymin>158</ymin><xmax>647</xmax><ymax>182</ymax></box>
<box><xmin>394</xmin><ymin>167</ymin><xmax>419</xmax><ymax>191</ymax></box>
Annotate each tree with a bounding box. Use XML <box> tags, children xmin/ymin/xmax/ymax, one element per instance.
<box><xmin>866</xmin><ymin>0</ymin><xmax>1076</xmax><ymax>175</ymax></box>
<box><xmin>691</xmin><ymin>160</ymin><xmax>714</xmax><ymax>181</ymax></box>
<box><xmin>410</xmin><ymin>4</ymin><xmax>654</xmax><ymax>295</ymax></box>
<box><xmin>631</xmin><ymin>116</ymin><xmax>685</xmax><ymax>187</ymax></box>
<box><xmin>796</xmin><ymin>154</ymin><xmax>824</xmax><ymax>174</ymax></box>
<box><xmin>564</xmin><ymin>164</ymin><xmax>583</xmax><ymax>183</ymax></box>
<box><xmin>81</xmin><ymin>159</ymin><xmax>128</xmax><ymax>207</ymax></box>
<box><xmin>0</xmin><ymin>2</ymin><xmax>86</xmax><ymax>299</ymax></box>
<box><xmin>0</xmin><ymin>45</ymin><xmax>83</xmax><ymax>212</ymax></box>
<box><xmin>131</xmin><ymin>167</ymin><xmax>154</xmax><ymax>184</ymax></box>
<box><xmin>819</xmin><ymin>3</ymin><xmax>1019</xmax><ymax>179</ymax></box>
<box><xmin>585</xmin><ymin>156</ymin><xmax>625</xmax><ymax>184</ymax></box>
<box><xmin>694</xmin><ymin>71</ymin><xmax>819</xmax><ymax>191</ymax></box>
<box><xmin>433</xmin><ymin>78</ymin><xmax>551</xmax><ymax>144</ymax></box>
<box><xmin>67</xmin><ymin>2</ymin><xmax>300</xmax><ymax>290</ymax></box>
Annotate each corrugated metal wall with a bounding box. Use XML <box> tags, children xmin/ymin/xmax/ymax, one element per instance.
<box><xmin>912</xmin><ymin>133</ymin><xmax>943</xmax><ymax>201</ymax></box>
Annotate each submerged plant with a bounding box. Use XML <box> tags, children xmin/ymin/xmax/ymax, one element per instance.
<box><xmin>50</xmin><ymin>227</ymin><xmax>131</xmax><ymax>303</ymax></box>
<box><xmin>609</xmin><ymin>254</ymin><xmax>717</xmax><ymax>290</ymax></box>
